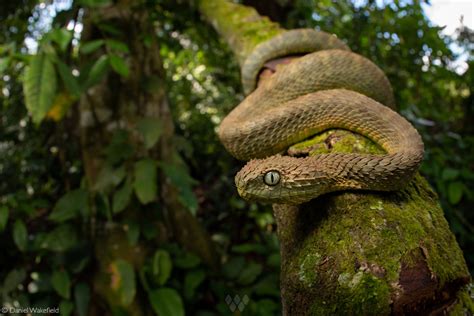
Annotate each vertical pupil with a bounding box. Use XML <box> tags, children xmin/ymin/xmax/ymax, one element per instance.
<box><xmin>270</xmin><ymin>173</ymin><xmax>274</xmax><ymax>183</ymax></box>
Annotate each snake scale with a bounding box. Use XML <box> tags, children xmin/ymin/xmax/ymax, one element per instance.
<box><xmin>218</xmin><ymin>29</ymin><xmax>424</xmax><ymax>205</ymax></box>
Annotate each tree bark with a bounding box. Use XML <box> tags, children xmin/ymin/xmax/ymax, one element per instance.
<box><xmin>194</xmin><ymin>0</ymin><xmax>473</xmax><ymax>314</ymax></box>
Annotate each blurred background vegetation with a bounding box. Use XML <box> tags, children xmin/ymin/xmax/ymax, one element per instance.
<box><xmin>0</xmin><ymin>0</ymin><xmax>472</xmax><ymax>314</ymax></box>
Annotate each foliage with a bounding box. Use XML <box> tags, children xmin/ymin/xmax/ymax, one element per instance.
<box><xmin>0</xmin><ymin>0</ymin><xmax>472</xmax><ymax>315</ymax></box>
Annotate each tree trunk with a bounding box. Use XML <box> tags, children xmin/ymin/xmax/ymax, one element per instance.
<box><xmin>78</xmin><ymin>1</ymin><xmax>217</xmax><ymax>312</ymax></box>
<box><xmin>194</xmin><ymin>0</ymin><xmax>472</xmax><ymax>314</ymax></box>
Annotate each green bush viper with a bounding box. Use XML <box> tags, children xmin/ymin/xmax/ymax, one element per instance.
<box><xmin>218</xmin><ymin>29</ymin><xmax>424</xmax><ymax>205</ymax></box>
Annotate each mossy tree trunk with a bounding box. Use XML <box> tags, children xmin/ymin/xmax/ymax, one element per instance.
<box><xmin>194</xmin><ymin>0</ymin><xmax>472</xmax><ymax>314</ymax></box>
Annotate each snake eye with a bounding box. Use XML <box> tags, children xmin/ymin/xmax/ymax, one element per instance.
<box><xmin>264</xmin><ymin>171</ymin><xmax>280</xmax><ymax>186</ymax></box>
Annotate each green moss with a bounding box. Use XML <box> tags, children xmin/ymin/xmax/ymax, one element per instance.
<box><xmin>279</xmin><ymin>128</ymin><xmax>471</xmax><ymax>314</ymax></box>
<box><xmin>197</xmin><ymin>0</ymin><xmax>284</xmax><ymax>65</ymax></box>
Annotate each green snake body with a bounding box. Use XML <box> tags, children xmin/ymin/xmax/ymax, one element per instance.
<box><xmin>218</xmin><ymin>29</ymin><xmax>424</xmax><ymax>204</ymax></box>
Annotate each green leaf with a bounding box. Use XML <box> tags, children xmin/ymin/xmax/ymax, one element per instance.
<box><xmin>41</xmin><ymin>224</ymin><xmax>78</xmax><ymax>252</ymax></box>
<box><xmin>74</xmin><ymin>283</ymin><xmax>90</xmax><ymax>316</ymax></box>
<box><xmin>152</xmin><ymin>250</ymin><xmax>172</xmax><ymax>286</ymax></box>
<box><xmin>184</xmin><ymin>269</ymin><xmax>205</xmax><ymax>299</ymax></box>
<box><xmin>23</xmin><ymin>52</ymin><xmax>57</xmax><ymax>124</ymax></box>
<box><xmin>3</xmin><ymin>268</ymin><xmax>26</xmax><ymax>293</ymax></box>
<box><xmin>56</xmin><ymin>61</ymin><xmax>81</xmax><ymax>97</ymax></box>
<box><xmin>114</xmin><ymin>259</ymin><xmax>136</xmax><ymax>306</ymax></box>
<box><xmin>48</xmin><ymin>28</ymin><xmax>73</xmax><ymax>51</ymax></box>
<box><xmin>442</xmin><ymin>168</ymin><xmax>459</xmax><ymax>181</ymax></box>
<box><xmin>222</xmin><ymin>257</ymin><xmax>245</xmax><ymax>280</ymax></box>
<box><xmin>49</xmin><ymin>189</ymin><xmax>89</xmax><ymax>222</ymax></box>
<box><xmin>133</xmin><ymin>159</ymin><xmax>157</xmax><ymax>204</ymax></box>
<box><xmin>59</xmin><ymin>300</ymin><xmax>74</xmax><ymax>316</ymax></box>
<box><xmin>106</xmin><ymin>40</ymin><xmax>130</xmax><ymax>53</ymax></box>
<box><xmin>448</xmin><ymin>181</ymin><xmax>464</xmax><ymax>204</ymax></box>
<box><xmin>149</xmin><ymin>288</ymin><xmax>184</xmax><ymax>316</ymax></box>
<box><xmin>52</xmin><ymin>270</ymin><xmax>71</xmax><ymax>299</ymax></box>
<box><xmin>109</xmin><ymin>54</ymin><xmax>129</xmax><ymax>78</ymax></box>
<box><xmin>112</xmin><ymin>181</ymin><xmax>133</xmax><ymax>214</ymax></box>
<box><xmin>174</xmin><ymin>252</ymin><xmax>201</xmax><ymax>269</ymax></box>
<box><xmin>77</xmin><ymin>0</ymin><xmax>111</xmax><ymax>7</ymax></box>
<box><xmin>0</xmin><ymin>205</ymin><xmax>9</xmax><ymax>232</ymax></box>
<box><xmin>13</xmin><ymin>219</ymin><xmax>27</xmax><ymax>251</ymax></box>
<box><xmin>93</xmin><ymin>165</ymin><xmax>126</xmax><ymax>193</ymax></box>
<box><xmin>83</xmin><ymin>55</ymin><xmax>109</xmax><ymax>89</ymax></box>
<box><xmin>0</xmin><ymin>57</ymin><xmax>10</xmax><ymax>73</ymax></box>
<box><xmin>80</xmin><ymin>39</ymin><xmax>105</xmax><ymax>54</ymax></box>
<box><xmin>125</xmin><ymin>220</ymin><xmax>140</xmax><ymax>245</ymax></box>
<box><xmin>160</xmin><ymin>162</ymin><xmax>198</xmax><ymax>214</ymax></box>
<box><xmin>237</xmin><ymin>263</ymin><xmax>262</xmax><ymax>285</ymax></box>
<box><xmin>136</xmin><ymin>117</ymin><xmax>162</xmax><ymax>149</ymax></box>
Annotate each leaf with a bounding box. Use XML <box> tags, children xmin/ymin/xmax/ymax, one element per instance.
<box><xmin>133</xmin><ymin>159</ymin><xmax>157</xmax><ymax>204</ymax></box>
<box><xmin>80</xmin><ymin>39</ymin><xmax>105</xmax><ymax>54</ymax></box>
<box><xmin>152</xmin><ymin>250</ymin><xmax>172</xmax><ymax>286</ymax></box>
<box><xmin>46</xmin><ymin>92</ymin><xmax>77</xmax><ymax>121</ymax></box>
<box><xmin>174</xmin><ymin>252</ymin><xmax>201</xmax><ymax>269</ymax></box>
<box><xmin>93</xmin><ymin>165</ymin><xmax>126</xmax><ymax>193</ymax></box>
<box><xmin>237</xmin><ymin>263</ymin><xmax>262</xmax><ymax>285</ymax></box>
<box><xmin>0</xmin><ymin>205</ymin><xmax>9</xmax><ymax>232</ymax></box>
<box><xmin>49</xmin><ymin>189</ymin><xmax>88</xmax><ymax>222</ymax></box>
<box><xmin>48</xmin><ymin>28</ymin><xmax>73</xmax><ymax>51</ymax></box>
<box><xmin>52</xmin><ymin>270</ymin><xmax>71</xmax><ymax>299</ymax></box>
<box><xmin>442</xmin><ymin>168</ymin><xmax>459</xmax><ymax>181</ymax></box>
<box><xmin>112</xmin><ymin>181</ymin><xmax>133</xmax><ymax>214</ymax></box>
<box><xmin>59</xmin><ymin>300</ymin><xmax>74</xmax><ymax>316</ymax></box>
<box><xmin>13</xmin><ymin>219</ymin><xmax>27</xmax><ymax>252</ymax></box>
<box><xmin>74</xmin><ymin>282</ymin><xmax>90</xmax><ymax>316</ymax></box>
<box><xmin>41</xmin><ymin>224</ymin><xmax>78</xmax><ymax>252</ymax></box>
<box><xmin>56</xmin><ymin>61</ymin><xmax>81</xmax><ymax>97</ymax></box>
<box><xmin>106</xmin><ymin>40</ymin><xmax>130</xmax><ymax>53</ymax></box>
<box><xmin>3</xmin><ymin>268</ymin><xmax>26</xmax><ymax>293</ymax></box>
<box><xmin>0</xmin><ymin>57</ymin><xmax>10</xmax><ymax>73</ymax></box>
<box><xmin>125</xmin><ymin>220</ymin><xmax>140</xmax><ymax>245</ymax></box>
<box><xmin>77</xmin><ymin>0</ymin><xmax>111</xmax><ymax>7</ymax></box>
<box><xmin>23</xmin><ymin>52</ymin><xmax>57</xmax><ymax>124</ymax></box>
<box><xmin>112</xmin><ymin>259</ymin><xmax>136</xmax><ymax>306</ymax></box>
<box><xmin>109</xmin><ymin>54</ymin><xmax>129</xmax><ymax>78</ymax></box>
<box><xmin>83</xmin><ymin>55</ymin><xmax>109</xmax><ymax>89</ymax></box>
<box><xmin>160</xmin><ymin>162</ymin><xmax>198</xmax><ymax>214</ymax></box>
<box><xmin>184</xmin><ymin>269</ymin><xmax>205</xmax><ymax>299</ymax></box>
<box><xmin>448</xmin><ymin>181</ymin><xmax>464</xmax><ymax>204</ymax></box>
<box><xmin>149</xmin><ymin>288</ymin><xmax>184</xmax><ymax>316</ymax></box>
<box><xmin>136</xmin><ymin>117</ymin><xmax>162</xmax><ymax>149</ymax></box>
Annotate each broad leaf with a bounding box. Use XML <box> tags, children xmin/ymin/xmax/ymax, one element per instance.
<box><xmin>133</xmin><ymin>159</ymin><xmax>157</xmax><ymax>204</ymax></box>
<box><xmin>52</xmin><ymin>270</ymin><xmax>71</xmax><ymax>299</ymax></box>
<box><xmin>448</xmin><ymin>181</ymin><xmax>464</xmax><ymax>204</ymax></box>
<box><xmin>149</xmin><ymin>288</ymin><xmax>184</xmax><ymax>316</ymax></box>
<box><xmin>49</xmin><ymin>189</ymin><xmax>88</xmax><ymax>222</ymax></box>
<box><xmin>48</xmin><ymin>28</ymin><xmax>73</xmax><ymax>51</ymax></box>
<box><xmin>112</xmin><ymin>259</ymin><xmax>136</xmax><ymax>306</ymax></box>
<box><xmin>106</xmin><ymin>40</ymin><xmax>129</xmax><ymax>53</ymax></box>
<box><xmin>13</xmin><ymin>219</ymin><xmax>27</xmax><ymax>251</ymax></box>
<box><xmin>40</xmin><ymin>224</ymin><xmax>78</xmax><ymax>252</ymax></box>
<box><xmin>109</xmin><ymin>54</ymin><xmax>129</xmax><ymax>77</ymax></box>
<box><xmin>136</xmin><ymin>117</ymin><xmax>162</xmax><ymax>149</ymax></box>
<box><xmin>3</xmin><ymin>268</ymin><xmax>26</xmax><ymax>293</ymax></box>
<box><xmin>56</xmin><ymin>61</ymin><xmax>81</xmax><ymax>96</ymax></box>
<box><xmin>152</xmin><ymin>250</ymin><xmax>172</xmax><ymax>286</ymax></box>
<box><xmin>80</xmin><ymin>40</ymin><xmax>105</xmax><ymax>54</ymax></box>
<box><xmin>112</xmin><ymin>180</ymin><xmax>133</xmax><ymax>214</ymax></box>
<box><xmin>184</xmin><ymin>269</ymin><xmax>205</xmax><ymax>299</ymax></box>
<box><xmin>83</xmin><ymin>55</ymin><xmax>109</xmax><ymax>89</ymax></box>
<box><xmin>59</xmin><ymin>300</ymin><xmax>74</xmax><ymax>316</ymax></box>
<box><xmin>23</xmin><ymin>52</ymin><xmax>57</xmax><ymax>124</ymax></box>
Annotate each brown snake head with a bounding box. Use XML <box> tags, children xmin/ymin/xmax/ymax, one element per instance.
<box><xmin>235</xmin><ymin>155</ymin><xmax>333</xmax><ymax>205</ymax></box>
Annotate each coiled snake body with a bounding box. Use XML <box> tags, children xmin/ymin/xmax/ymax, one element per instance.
<box><xmin>218</xmin><ymin>29</ymin><xmax>424</xmax><ymax>205</ymax></box>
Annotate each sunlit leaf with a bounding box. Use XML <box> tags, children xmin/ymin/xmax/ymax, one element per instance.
<box><xmin>23</xmin><ymin>52</ymin><xmax>57</xmax><ymax>124</ymax></box>
<box><xmin>46</xmin><ymin>92</ymin><xmax>77</xmax><ymax>121</ymax></box>
<box><xmin>133</xmin><ymin>159</ymin><xmax>157</xmax><ymax>204</ymax></box>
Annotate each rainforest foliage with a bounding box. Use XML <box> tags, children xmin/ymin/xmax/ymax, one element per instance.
<box><xmin>0</xmin><ymin>0</ymin><xmax>472</xmax><ymax>314</ymax></box>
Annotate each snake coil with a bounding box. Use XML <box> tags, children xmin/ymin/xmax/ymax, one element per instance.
<box><xmin>218</xmin><ymin>29</ymin><xmax>424</xmax><ymax>204</ymax></box>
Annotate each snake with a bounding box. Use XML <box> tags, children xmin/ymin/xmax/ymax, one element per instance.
<box><xmin>218</xmin><ymin>29</ymin><xmax>424</xmax><ymax>205</ymax></box>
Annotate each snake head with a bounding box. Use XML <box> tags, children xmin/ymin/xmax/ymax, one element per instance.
<box><xmin>235</xmin><ymin>155</ymin><xmax>330</xmax><ymax>205</ymax></box>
